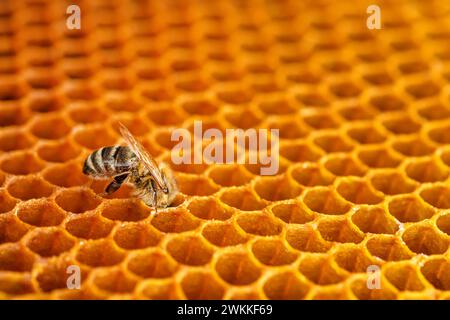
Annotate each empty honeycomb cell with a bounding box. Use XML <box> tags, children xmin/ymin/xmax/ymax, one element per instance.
<box><xmin>417</xmin><ymin>102</ymin><xmax>450</xmax><ymax>121</ymax></box>
<box><xmin>146</xmin><ymin>106</ymin><xmax>187</xmax><ymax>127</ymax></box>
<box><xmin>65</xmin><ymin>214</ymin><xmax>115</xmax><ymax>240</ymax></box>
<box><xmin>202</xmin><ymin>221</ymin><xmax>248</xmax><ymax>247</ymax></box>
<box><xmin>384</xmin><ymin>263</ymin><xmax>426</xmax><ymax>291</ymax></box>
<box><xmin>103</xmin><ymin>91</ymin><xmax>141</xmax><ymax>113</ymax></box>
<box><xmin>289</xmin><ymin>163</ymin><xmax>334</xmax><ymax>187</ymax></box>
<box><xmin>55</xmin><ymin>188</ymin><xmax>101</xmax><ymax>214</ymax></box>
<box><xmin>36</xmin><ymin>139</ymin><xmax>81</xmax><ymax>163</ymax></box>
<box><xmin>388</xmin><ymin>195</ymin><xmax>435</xmax><ymax>223</ymax></box>
<box><xmin>113</xmin><ymin>222</ymin><xmax>161</xmax><ymax>250</ymax></box>
<box><xmin>0</xmin><ymin>128</ymin><xmax>35</xmax><ymax>152</ymax></box>
<box><xmin>219</xmin><ymin>187</ymin><xmax>267</xmax><ymax>211</ymax></box>
<box><xmin>138</xmin><ymin>279</ymin><xmax>181</xmax><ymax>300</ymax></box>
<box><xmin>328</xmin><ymin>80</ymin><xmax>362</xmax><ymax>98</ymax></box>
<box><xmin>215</xmin><ymin>250</ymin><xmax>261</xmax><ymax>285</ymax></box>
<box><xmin>298</xmin><ymin>254</ymin><xmax>347</xmax><ymax>285</ymax></box>
<box><xmin>336</xmin><ymin>177</ymin><xmax>383</xmax><ymax>205</ymax></box>
<box><xmin>270</xmin><ymin>202</ymin><xmax>314</xmax><ymax>224</ymax></box>
<box><xmin>127</xmin><ymin>249</ymin><xmax>178</xmax><ymax>279</ymax></box>
<box><xmin>428</xmin><ymin>123</ymin><xmax>450</xmax><ymax>144</ymax></box>
<box><xmin>0</xmin><ymin>243</ymin><xmax>35</xmax><ymax>272</ymax></box>
<box><xmin>285</xmin><ymin>224</ymin><xmax>332</xmax><ymax>253</ymax></box>
<box><xmin>312</xmin><ymin>132</ymin><xmax>354</xmax><ymax>153</ymax></box>
<box><xmin>397</xmin><ymin>60</ymin><xmax>429</xmax><ymax>75</ymax></box>
<box><xmin>303</xmin><ymin>187</ymin><xmax>351</xmax><ymax>215</ymax></box>
<box><xmin>351</xmin><ymin>206</ymin><xmax>399</xmax><ymax>234</ymax></box>
<box><xmin>317</xmin><ymin>218</ymin><xmax>364</xmax><ymax>244</ymax></box>
<box><xmin>0</xmin><ymin>78</ymin><xmax>26</xmax><ymax>101</ymax></box>
<box><xmin>62</xmin><ymin>80</ymin><xmax>100</xmax><ymax>100</ymax></box>
<box><xmin>1</xmin><ymin>151</ymin><xmax>45</xmax><ymax>175</ymax></box>
<box><xmin>42</xmin><ymin>162</ymin><xmax>88</xmax><ymax>188</ymax></box>
<box><xmin>187</xmin><ymin>197</ymin><xmax>233</xmax><ymax>221</ymax></box>
<box><xmin>176</xmin><ymin>174</ymin><xmax>219</xmax><ymax>196</ymax></box>
<box><xmin>266</xmin><ymin>118</ymin><xmax>308</xmax><ymax>140</ymax></box>
<box><xmin>179</xmin><ymin>97</ymin><xmax>218</xmax><ymax>115</ymax></box>
<box><xmin>253</xmin><ymin>175</ymin><xmax>302</xmax><ymax>201</ymax></box>
<box><xmin>29</xmin><ymin>115</ymin><xmax>72</xmax><ymax>140</ymax></box>
<box><xmin>251</xmin><ymin>238</ymin><xmax>298</xmax><ymax>266</ymax></box>
<box><xmin>369</xmin><ymin>171</ymin><xmax>417</xmax><ymax>195</ymax></box>
<box><xmin>349</xmin><ymin>277</ymin><xmax>397</xmax><ymax>300</ymax></box>
<box><xmin>405</xmin><ymin>158</ymin><xmax>449</xmax><ymax>183</ymax></box>
<box><xmin>0</xmin><ymin>189</ymin><xmax>16</xmax><ymax>213</ymax></box>
<box><xmin>380</xmin><ymin>113</ymin><xmax>422</xmax><ymax>135</ymax></box>
<box><xmin>420</xmin><ymin>185</ymin><xmax>450</xmax><ymax>209</ymax></box>
<box><xmin>361</xmin><ymin>70</ymin><xmax>394</xmax><ymax>86</ymax></box>
<box><xmin>207</xmin><ymin>165</ymin><xmax>253</xmax><ymax>187</ymax></box>
<box><xmin>151</xmin><ymin>208</ymin><xmax>201</xmax><ymax>233</ymax></box>
<box><xmin>0</xmin><ymin>214</ymin><xmax>29</xmax><ymax>243</ymax></box>
<box><xmin>166</xmin><ymin>234</ymin><xmax>213</xmax><ymax>266</ymax></box>
<box><xmin>258</xmin><ymin>98</ymin><xmax>296</xmax><ymax>115</ymax></box>
<box><xmin>181</xmin><ymin>270</ymin><xmax>225</xmax><ymax>300</ymax></box>
<box><xmin>25</xmin><ymin>228</ymin><xmax>75</xmax><ymax>257</ymax></box>
<box><xmin>436</xmin><ymin>214</ymin><xmax>450</xmax><ymax>235</ymax></box>
<box><xmin>420</xmin><ymin>258</ymin><xmax>450</xmax><ymax>290</ymax></box>
<box><xmin>223</xmin><ymin>108</ymin><xmax>262</xmax><ymax>130</ymax></box>
<box><xmin>0</xmin><ymin>273</ymin><xmax>34</xmax><ymax>295</ymax></box>
<box><xmin>337</xmin><ymin>103</ymin><xmax>376</xmax><ymax>122</ymax></box>
<box><xmin>345</xmin><ymin>124</ymin><xmax>386</xmax><ymax>145</ymax></box>
<box><xmin>236</xmin><ymin>212</ymin><xmax>283</xmax><ymax>236</ymax></box>
<box><xmin>92</xmin><ymin>267</ymin><xmax>137</xmax><ymax>294</ymax></box>
<box><xmin>366</xmin><ymin>235</ymin><xmax>414</xmax><ymax>261</ymax></box>
<box><xmin>402</xmin><ymin>224</ymin><xmax>448</xmax><ymax>255</ymax></box>
<box><xmin>73</xmin><ymin>125</ymin><xmax>117</xmax><ymax>150</ymax></box>
<box><xmin>405</xmin><ymin>80</ymin><xmax>440</xmax><ymax>99</ymax></box>
<box><xmin>302</xmin><ymin>111</ymin><xmax>339</xmax><ymax>130</ymax></box>
<box><xmin>7</xmin><ymin>175</ymin><xmax>53</xmax><ymax>200</ymax></box>
<box><xmin>279</xmin><ymin>141</ymin><xmax>322</xmax><ymax>163</ymax></box>
<box><xmin>76</xmin><ymin>239</ymin><xmax>125</xmax><ymax>267</ymax></box>
<box><xmin>101</xmin><ymin>199</ymin><xmax>150</xmax><ymax>222</ymax></box>
<box><xmin>358</xmin><ymin>147</ymin><xmax>403</xmax><ymax>169</ymax></box>
<box><xmin>16</xmin><ymin>199</ymin><xmax>66</xmax><ymax>227</ymax></box>
<box><xmin>67</xmin><ymin>103</ymin><xmax>109</xmax><ymax>124</ymax></box>
<box><xmin>368</xmin><ymin>92</ymin><xmax>405</xmax><ymax>112</ymax></box>
<box><xmin>295</xmin><ymin>91</ymin><xmax>330</xmax><ymax>108</ymax></box>
<box><xmin>333</xmin><ymin>245</ymin><xmax>376</xmax><ymax>273</ymax></box>
<box><xmin>323</xmin><ymin>154</ymin><xmax>366</xmax><ymax>177</ymax></box>
<box><xmin>263</xmin><ymin>271</ymin><xmax>310</xmax><ymax>300</ymax></box>
<box><xmin>391</xmin><ymin>136</ymin><xmax>435</xmax><ymax>157</ymax></box>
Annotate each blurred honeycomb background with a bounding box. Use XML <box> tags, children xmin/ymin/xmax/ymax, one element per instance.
<box><xmin>0</xmin><ymin>0</ymin><xmax>450</xmax><ymax>300</ymax></box>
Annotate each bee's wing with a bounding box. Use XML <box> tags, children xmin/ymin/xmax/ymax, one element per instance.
<box><xmin>118</xmin><ymin>123</ymin><xmax>167</xmax><ymax>191</ymax></box>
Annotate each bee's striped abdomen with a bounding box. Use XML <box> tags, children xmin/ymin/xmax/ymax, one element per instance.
<box><xmin>83</xmin><ymin>146</ymin><xmax>135</xmax><ymax>177</ymax></box>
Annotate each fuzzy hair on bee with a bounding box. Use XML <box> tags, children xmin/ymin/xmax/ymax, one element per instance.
<box><xmin>82</xmin><ymin>124</ymin><xmax>178</xmax><ymax>211</ymax></box>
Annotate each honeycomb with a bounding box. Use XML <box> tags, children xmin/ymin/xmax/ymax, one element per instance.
<box><xmin>0</xmin><ymin>0</ymin><xmax>450</xmax><ymax>300</ymax></box>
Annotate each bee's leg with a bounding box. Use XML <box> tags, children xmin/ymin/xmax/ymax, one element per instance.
<box><xmin>104</xmin><ymin>173</ymin><xmax>129</xmax><ymax>195</ymax></box>
<box><xmin>151</xmin><ymin>180</ymin><xmax>158</xmax><ymax>214</ymax></box>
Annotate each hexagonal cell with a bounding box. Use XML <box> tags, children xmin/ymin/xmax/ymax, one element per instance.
<box><xmin>405</xmin><ymin>158</ymin><xmax>448</xmax><ymax>183</ymax></box>
<box><xmin>336</xmin><ymin>177</ymin><xmax>383</xmax><ymax>205</ymax></box>
<box><xmin>303</xmin><ymin>187</ymin><xmax>351</xmax><ymax>215</ymax></box>
<box><xmin>42</xmin><ymin>162</ymin><xmax>88</xmax><ymax>188</ymax></box>
<box><xmin>298</xmin><ymin>254</ymin><xmax>347</xmax><ymax>285</ymax></box>
<box><xmin>391</xmin><ymin>137</ymin><xmax>435</xmax><ymax>157</ymax></box>
<box><xmin>0</xmin><ymin>128</ymin><xmax>35</xmax><ymax>152</ymax></box>
<box><xmin>216</xmin><ymin>88</ymin><xmax>253</xmax><ymax>105</ymax></box>
<box><xmin>369</xmin><ymin>92</ymin><xmax>405</xmax><ymax>112</ymax></box>
<box><xmin>166</xmin><ymin>234</ymin><xmax>213</xmax><ymax>266</ymax></box>
<box><xmin>101</xmin><ymin>199</ymin><xmax>151</xmax><ymax>222</ymax></box>
<box><xmin>337</xmin><ymin>104</ymin><xmax>376</xmax><ymax>122</ymax></box>
<box><xmin>215</xmin><ymin>250</ymin><xmax>261</xmax><ymax>285</ymax></box>
<box><xmin>295</xmin><ymin>92</ymin><xmax>329</xmax><ymax>108</ymax></box>
<box><xmin>176</xmin><ymin>174</ymin><xmax>219</xmax><ymax>196</ymax></box>
<box><xmin>127</xmin><ymin>249</ymin><xmax>178</xmax><ymax>278</ymax></box>
<box><xmin>179</xmin><ymin>270</ymin><xmax>225</xmax><ymax>300</ymax></box>
<box><xmin>146</xmin><ymin>106</ymin><xmax>187</xmax><ymax>126</ymax></box>
<box><xmin>25</xmin><ymin>228</ymin><xmax>75</xmax><ymax>257</ymax></box>
<box><xmin>346</xmin><ymin>125</ymin><xmax>386</xmax><ymax>145</ymax></box>
<box><xmin>405</xmin><ymin>80</ymin><xmax>440</xmax><ymax>99</ymax></box>
<box><xmin>138</xmin><ymin>279</ymin><xmax>181</xmax><ymax>299</ymax></box>
<box><xmin>349</xmin><ymin>277</ymin><xmax>397</xmax><ymax>300</ymax></box>
<box><xmin>302</xmin><ymin>112</ymin><xmax>339</xmax><ymax>130</ymax></box>
<box><xmin>366</xmin><ymin>235</ymin><xmax>414</xmax><ymax>261</ymax></box>
<box><xmin>0</xmin><ymin>243</ymin><xmax>35</xmax><ymax>272</ymax></box>
<box><xmin>351</xmin><ymin>206</ymin><xmax>399</xmax><ymax>234</ymax></box>
<box><xmin>219</xmin><ymin>187</ymin><xmax>267</xmax><ymax>211</ymax></box>
<box><xmin>236</xmin><ymin>212</ymin><xmax>283</xmax><ymax>236</ymax></box>
<box><xmin>271</xmin><ymin>201</ymin><xmax>315</xmax><ymax>224</ymax></box>
<box><xmin>402</xmin><ymin>224</ymin><xmax>448</xmax><ymax>255</ymax></box>
<box><xmin>285</xmin><ymin>224</ymin><xmax>332</xmax><ymax>253</ymax></box>
<box><xmin>388</xmin><ymin>195</ymin><xmax>435</xmax><ymax>223</ymax></box>
<box><xmin>380</xmin><ymin>114</ymin><xmax>421</xmax><ymax>135</ymax></box>
<box><xmin>417</xmin><ymin>102</ymin><xmax>450</xmax><ymax>121</ymax></box>
<box><xmin>420</xmin><ymin>258</ymin><xmax>450</xmax><ymax>290</ymax></box>
<box><xmin>207</xmin><ymin>165</ymin><xmax>253</xmax><ymax>187</ymax></box>
<box><xmin>30</xmin><ymin>114</ymin><xmax>72</xmax><ymax>140</ymax></box>
<box><xmin>0</xmin><ymin>189</ymin><xmax>17</xmax><ymax>213</ymax></box>
<box><xmin>151</xmin><ymin>207</ymin><xmax>200</xmax><ymax>233</ymax></box>
<box><xmin>202</xmin><ymin>221</ymin><xmax>248</xmax><ymax>247</ymax></box>
<box><xmin>437</xmin><ymin>214</ymin><xmax>450</xmax><ymax>235</ymax></box>
<box><xmin>0</xmin><ymin>213</ymin><xmax>29</xmax><ymax>244</ymax></box>
<box><xmin>252</xmin><ymin>238</ymin><xmax>298</xmax><ymax>266</ymax></box>
<box><xmin>265</xmin><ymin>118</ymin><xmax>308</xmax><ymax>140</ymax></box>
<box><xmin>313</xmin><ymin>133</ymin><xmax>354</xmax><ymax>153</ymax></box>
<box><xmin>187</xmin><ymin>197</ymin><xmax>233</xmax><ymax>220</ymax></box>
<box><xmin>73</xmin><ymin>125</ymin><xmax>117</xmax><ymax>150</ymax></box>
<box><xmin>253</xmin><ymin>175</ymin><xmax>302</xmax><ymax>202</ymax></box>
<box><xmin>317</xmin><ymin>218</ymin><xmax>364</xmax><ymax>244</ymax></box>
<box><xmin>65</xmin><ymin>214</ymin><xmax>115</xmax><ymax>239</ymax></box>
<box><xmin>258</xmin><ymin>98</ymin><xmax>296</xmax><ymax>115</ymax></box>
<box><xmin>384</xmin><ymin>263</ymin><xmax>426</xmax><ymax>291</ymax></box>
<box><xmin>26</xmin><ymin>90</ymin><xmax>62</xmax><ymax>113</ymax></box>
<box><xmin>369</xmin><ymin>171</ymin><xmax>417</xmax><ymax>195</ymax></box>
<box><xmin>180</xmin><ymin>97</ymin><xmax>218</xmax><ymax>115</ymax></box>
<box><xmin>0</xmin><ymin>273</ymin><xmax>34</xmax><ymax>295</ymax></box>
<box><xmin>357</xmin><ymin>147</ymin><xmax>402</xmax><ymax>168</ymax></box>
<box><xmin>7</xmin><ymin>176</ymin><xmax>53</xmax><ymax>200</ymax></box>
<box><xmin>420</xmin><ymin>185</ymin><xmax>450</xmax><ymax>209</ymax></box>
<box><xmin>263</xmin><ymin>271</ymin><xmax>310</xmax><ymax>299</ymax></box>
<box><xmin>428</xmin><ymin>123</ymin><xmax>450</xmax><ymax>144</ymax></box>
<box><xmin>0</xmin><ymin>103</ymin><xmax>30</xmax><ymax>127</ymax></box>
<box><xmin>333</xmin><ymin>245</ymin><xmax>376</xmax><ymax>273</ymax></box>
<box><xmin>55</xmin><ymin>188</ymin><xmax>101</xmax><ymax>213</ymax></box>
<box><xmin>113</xmin><ymin>222</ymin><xmax>161</xmax><ymax>250</ymax></box>
<box><xmin>323</xmin><ymin>154</ymin><xmax>366</xmax><ymax>177</ymax></box>
<box><xmin>1</xmin><ymin>151</ymin><xmax>45</xmax><ymax>175</ymax></box>
<box><xmin>76</xmin><ymin>239</ymin><xmax>125</xmax><ymax>267</ymax></box>
<box><xmin>67</xmin><ymin>103</ymin><xmax>108</xmax><ymax>124</ymax></box>
<box><xmin>224</xmin><ymin>109</ymin><xmax>262</xmax><ymax>129</ymax></box>
<box><xmin>103</xmin><ymin>91</ymin><xmax>141</xmax><ymax>113</ymax></box>
<box><xmin>91</xmin><ymin>267</ymin><xmax>137</xmax><ymax>294</ymax></box>
<box><xmin>36</xmin><ymin>139</ymin><xmax>81</xmax><ymax>163</ymax></box>
<box><xmin>289</xmin><ymin>163</ymin><xmax>334</xmax><ymax>187</ymax></box>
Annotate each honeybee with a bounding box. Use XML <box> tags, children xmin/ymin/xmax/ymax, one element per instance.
<box><xmin>82</xmin><ymin>123</ymin><xmax>178</xmax><ymax>210</ymax></box>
